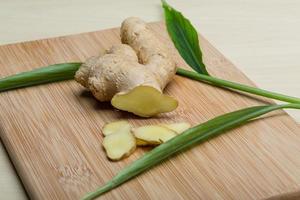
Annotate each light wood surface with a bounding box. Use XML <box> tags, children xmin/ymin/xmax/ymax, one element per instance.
<box><xmin>1</xmin><ymin>1</ymin><xmax>299</xmax><ymax>199</ymax></box>
<box><xmin>0</xmin><ymin>22</ymin><xmax>299</xmax><ymax>199</ymax></box>
<box><xmin>266</xmin><ymin>190</ymin><xmax>300</xmax><ymax>200</ymax></box>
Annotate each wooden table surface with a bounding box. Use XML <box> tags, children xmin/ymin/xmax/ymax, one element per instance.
<box><xmin>0</xmin><ymin>0</ymin><xmax>299</xmax><ymax>199</ymax></box>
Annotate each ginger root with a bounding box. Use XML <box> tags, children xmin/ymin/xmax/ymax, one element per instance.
<box><xmin>102</xmin><ymin>121</ymin><xmax>136</xmax><ymax>160</ymax></box>
<box><xmin>75</xmin><ymin>17</ymin><xmax>178</xmax><ymax>117</ymax></box>
<box><xmin>133</xmin><ymin>125</ymin><xmax>177</xmax><ymax>146</ymax></box>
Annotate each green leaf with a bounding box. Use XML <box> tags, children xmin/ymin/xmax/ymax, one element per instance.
<box><xmin>81</xmin><ymin>103</ymin><xmax>300</xmax><ymax>199</ymax></box>
<box><xmin>0</xmin><ymin>62</ymin><xmax>82</xmax><ymax>92</ymax></box>
<box><xmin>176</xmin><ymin>68</ymin><xmax>300</xmax><ymax>104</ymax></box>
<box><xmin>162</xmin><ymin>0</ymin><xmax>209</xmax><ymax>75</ymax></box>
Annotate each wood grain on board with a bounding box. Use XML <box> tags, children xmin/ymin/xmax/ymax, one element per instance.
<box><xmin>0</xmin><ymin>22</ymin><xmax>299</xmax><ymax>200</ymax></box>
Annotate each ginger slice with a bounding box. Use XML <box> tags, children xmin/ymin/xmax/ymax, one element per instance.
<box><xmin>133</xmin><ymin>125</ymin><xmax>177</xmax><ymax>146</ymax></box>
<box><xmin>102</xmin><ymin>120</ymin><xmax>131</xmax><ymax>136</ymax></box>
<box><xmin>160</xmin><ymin>122</ymin><xmax>191</xmax><ymax>134</ymax></box>
<box><xmin>111</xmin><ymin>86</ymin><xmax>178</xmax><ymax>117</ymax></box>
<box><xmin>135</xmin><ymin>138</ymin><xmax>149</xmax><ymax>146</ymax></box>
<box><xmin>102</xmin><ymin>129</ymin><xmax>136</xmax><ymax>161</ymax></box>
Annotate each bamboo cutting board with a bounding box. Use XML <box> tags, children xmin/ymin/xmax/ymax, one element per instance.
<box><xmin>0</xmin><ymin>22</ymin><xmax>300</xmax><ymax>200</ymax></box>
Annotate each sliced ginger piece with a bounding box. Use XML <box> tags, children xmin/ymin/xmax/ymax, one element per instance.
<box><xmin>135</xmin><ymin>138</ymin><xmax>149</xmax><ymax>146</ymax></box>
<box><xmin>133</xmin><ymin>125</ymin><xmax>177</xmax><ymax>146</ymax></box>
<box><xmin>102</xmin><ymin>120</ymin><xmax>131</xmax><ymax>136</ymax></box>
<box><xmin>111</xmin><ymin>86</ymin><xmax>178</xmax><ymax>117</ymax></box>
<box><xmin>160</xmin><ymin>122</ymin><xmax>191</xmax><ymax>134</ymax></box>
<box><xmin>102</xmin><ymin>129</ymin><xmax>136</xmax><ymax>161</ymax></box>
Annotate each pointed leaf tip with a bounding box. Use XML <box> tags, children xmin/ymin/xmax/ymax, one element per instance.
<box><xmin>162</xmin><ymin>1</ymin><xmax>209</xmax><ymax>75</ymax></box>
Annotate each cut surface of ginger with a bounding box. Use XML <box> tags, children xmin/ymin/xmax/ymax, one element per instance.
<box><xmin>111</xmin><ymin>86</ymin><xmax>178</xmax><ymax>117</ymax></box>
<box><xmin>133</xmin><ymin>125</ymin><xmax>177</xmax><ymax>146</ymax></box>
<box><xmin>135</xmin><ymin>138</ymin><xmax>148</xmax><ymax>146</ymax></box>
<box><xmin>102</xmin><ymin>120</ymin><xmax>131</xmax><ymax>136</ymax></box>
<box><xmin>102</xmin><ymin>129</ymin><xmax>136</xmax><ymax>161</ymax></box>
<box><xmin>160</xmin><ymin>122</ymin><xmax>191</xmax><ymax>134</ymax></box>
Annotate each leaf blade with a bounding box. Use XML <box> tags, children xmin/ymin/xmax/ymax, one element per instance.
<box><xmin>0</xmin><ymin>62</ymin><xmax>82</xmax><ymax>92</ymax></box>
<box><xmin>162</xmin><ymin>0</ymin><xmax>209</xmax><ymax>75</ymax></box>
<box><xmin>82</xmin><ymin>103</ymin><xmax>299</xmax><ymax>199</ymax></box>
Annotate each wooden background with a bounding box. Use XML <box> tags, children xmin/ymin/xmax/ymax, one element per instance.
<box><xmin>0</xmin><ymin>23</ymin><xmax>299</xmax><ymax>199</ymax></box>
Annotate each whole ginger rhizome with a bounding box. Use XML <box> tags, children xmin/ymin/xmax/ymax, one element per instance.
<box><xmin>75</xmin><ymin>17</ymin><xmax>178</xmax><ymax>117</ymax></box>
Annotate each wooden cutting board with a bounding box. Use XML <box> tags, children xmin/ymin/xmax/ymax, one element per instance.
<box><xmin>0</xmin><ymin>22</ymin><xmax>300</xmax><ymax>200</ymax></box>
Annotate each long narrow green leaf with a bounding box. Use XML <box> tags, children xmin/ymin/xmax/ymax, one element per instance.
<box><xmin>162</xmin><ymin>0</ymin><xmax>208</xmax><ymax>75</ymax></box>
<box><xmin>176</xmin><ymin>68</ymin><xmax>300</xmax><ymax>104</ymax></box>
<box><xmin>81</xmin><ymin>103</ymin><xmax>300</xmax><ymax>199</ymax></box>
<box><xmin>0</xmin><ymin>62</ymin><xmax>82</xmax><ymax>92</ymax></box>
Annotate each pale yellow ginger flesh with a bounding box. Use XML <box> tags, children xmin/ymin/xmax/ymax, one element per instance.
<box><xmin>102</xmin><ymin>120</ymin><xmax>131</xmax><ymax>136</ymax></box>
<box><xmin>135</xmin><ymin>138</ymin><xmax>148</xmax><ymax>146</ymax></box>
<box><xmin>112</xmin><ymin>86</ymin><xmax>178</xmax><ymax>117</ymax></box>
<box><xmin>102</xmin><ymin>127</ymin><xmax>136</xmax><ymax>161</ymax></box>
<box><xmin>75</xmin><ymin>17</ymin><xmax>178</xmax><ymax>117</ymax></box>
<box><xmin>133</xmin><ymin>125</ymin><xmax>177</xmax><ymax>146</ymax></box>
<box><xmin>160</xmin><ymin>122</ymin><xmax>191</xmax><ymax>134</ymax></box>
<box><xmin>101</xmin><ymin>121</ymin><xmax>190</xmax><ymax>160</ymax></box>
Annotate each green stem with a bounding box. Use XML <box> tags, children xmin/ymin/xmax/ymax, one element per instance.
<box><xmin>0</xmin><ymin>62</ymin><xmax>82</xmax><ymax>92</ymax></box>
<box><xmin>176</xmin><ymin>68</ymin><xmax>300</xmax><ymax>104</ymax></box>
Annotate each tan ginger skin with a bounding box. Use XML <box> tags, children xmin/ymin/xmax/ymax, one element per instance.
<box><xmin>75</xmin><ymin>17</ymin><xmax>178</xmax><ymax>117</ymax></box>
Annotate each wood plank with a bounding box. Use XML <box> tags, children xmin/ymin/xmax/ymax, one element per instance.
<box><xmin>0</xmin><ymin>22</ymin><xmax>299</xmax><ymax>200</ymax></box>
